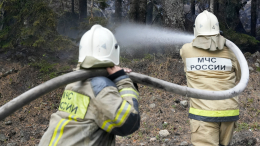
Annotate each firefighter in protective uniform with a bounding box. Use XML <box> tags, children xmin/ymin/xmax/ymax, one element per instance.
<box><xmin>39</xmin><ymin>25</ymin><xmax>140</xmax><ymax>146</ymax></box>
<box><xmin>180</xmin><ymin>10</ymin><xmax>241</xmax><ymax>146</ymax></box>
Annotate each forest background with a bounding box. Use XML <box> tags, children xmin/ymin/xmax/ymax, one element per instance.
<box><xmin>1</xmin><ymin>0</ymin><xmax>260</xmax><ymax>52</ymax></box>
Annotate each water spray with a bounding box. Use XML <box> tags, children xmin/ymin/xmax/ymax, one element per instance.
<box><xmin>0</xmin><ymin>24</ymin><xmax>249</xmax><ymax>120</ymax></box>
<box><xmin>114</xmin><ymin>23</ymin><xmax>194</xmax><ymax>47</ymax></box>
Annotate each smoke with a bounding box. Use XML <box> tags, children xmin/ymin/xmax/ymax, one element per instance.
<box><xmin>114</xmin><ymin>23</ymin><xmax>194</xmax><ymax>48</ymax></box>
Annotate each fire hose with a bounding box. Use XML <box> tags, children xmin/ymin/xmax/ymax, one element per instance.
<box><xmin>0</xmin><ymin>39</ymin><xmax>249</xmax><ymax>120</ymax></box>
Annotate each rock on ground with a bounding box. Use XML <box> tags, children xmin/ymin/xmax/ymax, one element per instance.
<box><xmin>252</xmin><ymin>51</ymin><xmax>260</xmax><ymax>58</ymax></box>
<box><xmin>159</xmin><ymin>130</ymin><xmax>170</xmax><ymax>137</ymax></box>
<box><xmin>149</xmin><ymin>103</ymin><xmax>156</xmax><ymax>108</ymax></box>
<box><xmin>179</xmin><ymin>141</ymin><xmax>189</xmax><ymax>145</ymax></box>
<box><xmin>139</xmin><ymin>142</ymin><xmax>147</xmax><ymax>145</ymax></box>
<box><xmin>180</xmin><ymin>100</ymin><xmax>188</xmax><ymax>108</ymax></box>
<box><xmin>7</xmin><ymin>143</ymin><xmax>17</xmax><ymax>146</ymax></box>
<box><xmin>150</xmin><ymin>137</ymin><xmax>156</xmax><ymax>142</ymax></box>
<box><xmin>0</xmin><ymin>134</ymin><xmax>6</xmax><ymax>142</ymax></box>
<box><xmin>5</xmin><ymin>120</ymin><xmax>12</xmax><ymax>125</ymax></box>
<box><xmin>255</xmin><ymin>62</ymin><xmax>259</xmax><ymax>68</ymax></box>
<box><xmin>249</xmin><ymin>66</ymin><xmax>254</xmax><ymax>71</ymax></box>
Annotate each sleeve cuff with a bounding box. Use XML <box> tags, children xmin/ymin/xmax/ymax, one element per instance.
<box><xmin>113</xmin><ymin>75</ymin><xmax>129</xmax><ymax>83</ymax></box>
<box><xmin>108</xmin><ymin>69</ymin><xmax>126</xmax><ymax>81</ymax></box>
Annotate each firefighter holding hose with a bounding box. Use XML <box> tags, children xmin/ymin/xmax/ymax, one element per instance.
<box><xmin>39</xmin><ymin>25</ymin><xmax>140</xmax><ymax>145</ymax></box>
<box><xmin>180</xmin><ymin>10</ymin><xmax>241</xmax><ymax>146</ymax></box>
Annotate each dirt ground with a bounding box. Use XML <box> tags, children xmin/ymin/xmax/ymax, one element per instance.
<box><xmin>0</xmin><ymin>48</ymin><xmax>260</xmax><ymax>146</ymax></box>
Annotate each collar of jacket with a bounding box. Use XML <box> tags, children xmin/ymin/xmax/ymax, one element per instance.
<box><xmin>192</xmin><ymin>34</ymin><xmax>226</xmax><ymax>51</ymax></box>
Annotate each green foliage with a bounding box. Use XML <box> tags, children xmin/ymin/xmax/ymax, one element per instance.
<box><xmin>0</xmin><ymin>0</ymin><xmax>72</xmax><ymax>50</ymax></box>
<box><xmin>236</xmin><ymin>122</ymin><xmax>249</xmax><ymax>132</ymax></box>
<box><xmin>138</xmin><ymin>131</ymin><xmax>143</xmax><ymax>139</ymax></box>
<box><xmin>79</xmin><ymin>16</ymin><xmax>108</xmax><ymax>31</ymax></box>
<box><xmin>49</xmin><ymin>72</ymin><xmax>57</xmax><ymax>79</ymax></box>
<box><xmin>257</xmin><ymin>67</ymin><xmax>260</xmax><ymax>72</ymax></box>
<box><xmin>144</xmin><ymin>54</ymin><xmax>153</xmax><ymax>60</ymax></box>
<box><xmin>162</xmin><ymin>122</ymin><xmax>168</xmax><ymax>129</ymax></box>
<box><xmin>120</xmin><ymin>57</ymin><xmax>131</xmax><ymax>63</ymax></box>
<box><xmin>225</xmin><ymin>2</ymin><xmax>240</xmax><ymax>29</ymax></box>
<box><xmin>9</xmin><ymin>78</ymin><xmax>13</xmax><ymax>84</ymax></box>
<box><xmin>60</xmin><ymin>65</ymin><xmax>70</xmax><ymax>71</ymax></box>
<box><xmin>30</xmin><ymin>60</ymin><xmax>57</xmax><ymax>75</ymax></box>
<box><xmin>248</xmin><ymin>98</ymin><xmax>254</xmax><ymax>103</ymax></box>
<box><xmin>257</xmin><ymin>110</ymin><xmax>260</xmax><ymax>115</ymax></box>
<box><xmin>96</xmin><ymin>0</ymin><xmax>109</xmax><ymax>10</ymax></box>
<box><xmin>156</xmin><ymin>135</ymin><xmax>159</xmax><ymax>140</ymax></box>
<box><xmin>68</xmin><ymin>58</ymin><xmax>78</xmax><ymax>65</ymax></box>
<box><xmin>222</xmin><ymin>27</ymin><xmax>260</xmax><ymax>49</ymax></box>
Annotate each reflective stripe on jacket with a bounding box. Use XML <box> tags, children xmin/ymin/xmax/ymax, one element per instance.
<box><xmin>180</xmin><ymin>42</ymin><xmax>241</xmax><ymax>122</ymax></box>
<box><xmin>39</xmin><ymin>70</ymin><xmax>140</xmax><ymax>146</ymax></box>
<box><xmin>189</xmin><ymin>108</ymin><xmax>239</xmax><ymax>122</ymax></box>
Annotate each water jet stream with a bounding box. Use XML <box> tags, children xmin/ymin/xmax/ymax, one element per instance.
<box><xmin>115</xmin><ymin>23</ymin><xmax>194</xmax><ymax>47</ymax></box>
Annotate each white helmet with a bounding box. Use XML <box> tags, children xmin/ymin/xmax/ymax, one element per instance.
<box><xmin>79</xmin><ymin>24</ymin><xmax>120</xmax><ymax>68</ymax></box>
<box><xmin>194</xmin><ymin>10</ymin><xmax>220</xmax><ymax>37</ymax></box>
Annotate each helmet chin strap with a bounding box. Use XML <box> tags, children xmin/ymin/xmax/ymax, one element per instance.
<box><xmin>0</xmin><ymin>40</ymin><xmax>249</xmax><ymax>120</ymax></box>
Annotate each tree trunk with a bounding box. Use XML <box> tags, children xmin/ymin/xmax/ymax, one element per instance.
<box><xmin>191</xmin><ymin>0</ymin><xmax>195</xmax><ymax>15</ymax></box>
<box><xmin>138</xmin><ymin>0</ymin><xmax>147</xmax><ymax>23</ymax></box>
<box><xmin>251</xmin><ymin>0</ymin><xmax>257</xmax><ymax>37</ymax></box>
<box><xmin>90</xmin><ymin>0</ymin><xmax>94</xmax><ymax>18</ymax></box>
<box><xmin>71</xmin><ymin>0</ymin><xmax>75</xmax><ymax>14</ymax></box>
<box><xmin>146</xmin><ymin>1</ymin><xmax>153</xmax><ymax>24</ymax></box>
<box><xmin>162</xmin><ymin>0</ymin><xmax>185</xmax><ymax>30</ymax></box>
<box><xmin>129</xmin><ymin>0</ymin><xmax>139</xmax><ymax>22</ymax></box>
<box><xmin>216</xmin><ymin>1</ymin><xmax>226</xmax><ymax>25</ymax></box>
<box><xmin>79</xmin><ymin>0</ymin><xmax>87</xmax><ymax>22</ymax></box>
<box><xmin>214</xmin><ymin>0</ymin><xmax>219</xmax><ymax>16</ymax></box>
<box><xmin>0</xmin><ymin>7</ymin><xmax>4</xmax><ymax>31</ymax></box>
<box><xmin>60</xmin><ymin>0</ymin><xmax>64</xmax><ymax>11</ymax></box>
<box><xmin>209</xmin><ymin>0</ymin><xmax>214</xmax><ymax>13</ymax></box>
<box><xmin>115</xmin><ymin>0</ymin><xmax>122</xmax><ymax>22</ymax></box>
<box><xmin>256</xmin><ymin>1</ymin><xmax>260</xmax><ymax>18</ymax></box>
